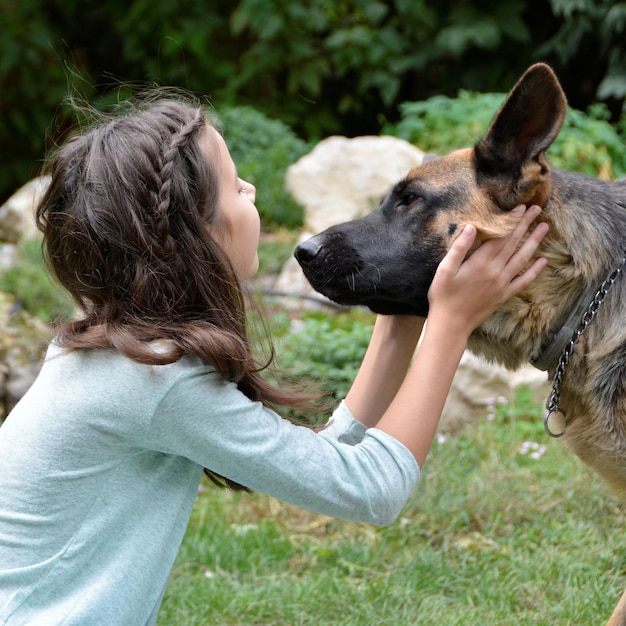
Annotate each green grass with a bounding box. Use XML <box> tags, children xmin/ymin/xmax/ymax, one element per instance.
<box><xmin>0</xmin><ymin>238</ymin><xmax>74</xmax><ymax>322</ymax></box>
<box><xmin>158</xmin><ymin>389</ymin><xmax>626</xmax><ymax>625</ymax></box>
<box><xmin>7</xmin><ymin>229</ymin><xmax>622</xmax><ymax>624</ymax></box>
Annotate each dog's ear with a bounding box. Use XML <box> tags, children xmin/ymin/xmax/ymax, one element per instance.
<box><xmin>474</xmin><ymin>63</ymin><xmax>567</xmax><ymax>208</ymax></box>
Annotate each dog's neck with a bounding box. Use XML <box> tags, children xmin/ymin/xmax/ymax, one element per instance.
<box><xmin>530</xmin><ymin>252</ymin><xmax>626</xmax><ymax>375</ymax></box>
<box><xmin>529</xmin><ymin>281</ymin><xmax>600</xmax><ymax>374</ymax></box>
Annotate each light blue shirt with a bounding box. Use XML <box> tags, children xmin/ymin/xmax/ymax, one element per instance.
<box><xmin>0</xmin><ymin>344</ymin><xmax>419</xmax><ymax>625</ymax></box>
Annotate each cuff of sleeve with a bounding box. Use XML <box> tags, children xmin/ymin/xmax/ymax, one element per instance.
<box><xmin>320</xmin><ymin>400</ymin><xmax>368</xmax><ymax>445</ymax></box>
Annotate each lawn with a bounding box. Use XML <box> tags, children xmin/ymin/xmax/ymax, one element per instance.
<box><xmin>158</xmin><ymin>385</ymin><xmax>626</xmax><ymax>625</ymax></box>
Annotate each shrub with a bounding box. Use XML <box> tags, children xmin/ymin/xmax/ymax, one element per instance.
<box><xmin>216</xmin><ymin>106</ymin><xmax>311</xmax><ymax>229</ymax></box>
<box><xmin>0</xmin><ymin>239</ymin><xmax>74</xmax><ymax>323</ymax></box>
<box><xmin>274</xmin><ymin>311</ymin><xmax>375</xmax><ymax>423</ymax></box>
<box><xmin>384</xmin><ymin>91</ymin><xmax>626</xmax><ymax>179</ymax></box>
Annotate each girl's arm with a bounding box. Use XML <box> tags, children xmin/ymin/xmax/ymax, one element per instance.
<box><xmin>347</xmin><ymin>205</ymin><xmax>549</xmax><ymax>466</ymax></box>
<box><xmin>344</xmin><ymin>315</ymin><xmax>425</xmax><ymax>429</ymax></box>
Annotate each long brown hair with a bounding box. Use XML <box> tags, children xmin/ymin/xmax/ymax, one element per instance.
<box><xmin>36</xmin><ymin>95</ymin><xmax>313</xmax><ymax>490</ymax></box>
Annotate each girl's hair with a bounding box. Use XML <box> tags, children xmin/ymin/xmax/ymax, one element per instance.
<box><xmin>36</xmin><ymin>95</ymin><xmax>314</xmax><ymax>490</ymax></box>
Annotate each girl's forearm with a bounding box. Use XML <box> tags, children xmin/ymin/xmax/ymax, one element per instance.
<box><xmin>345</xmin><ymin>315</ymin><xmax>425</xmax><ymax>428</ymax></box>
<box><xmin>374</xmin><ymin>316</ymin><xmax>469</xmax><ymax>467</ymax></box>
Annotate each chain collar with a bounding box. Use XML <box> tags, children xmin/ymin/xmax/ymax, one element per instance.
<box><xmin>542</xmin><ymin>254</ymin><xmax>626</xmax><ymax>438</ymax></box>
<box><xmin>530</xmin><ymin>281</ymin><xmax>602</xmax><ymax>373</ymax></box>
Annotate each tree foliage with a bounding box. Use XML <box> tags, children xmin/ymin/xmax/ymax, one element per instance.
<box><xmin>385</xmin><ymin>91</ymin><xmax>626</xmax><ymax>179</ymax></box>
<box><xmin>1</xmin><ymin>0</ymin><xmax>625</xmax><ymax>204</ymax></box>
<box><xmin>217</xmin><ymin>106</ymin><xmax>310</xmax><ymax>227</ymax></box>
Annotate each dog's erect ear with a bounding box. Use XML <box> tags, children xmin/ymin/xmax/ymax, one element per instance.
<box><xmin>474</xmin><ymin>63</ymin><xmax>567</xmax><ymax>207</ymax></box>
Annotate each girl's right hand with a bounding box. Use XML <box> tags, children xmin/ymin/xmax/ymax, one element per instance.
<box><xmin>427</xmin><ymin>204</ymin><xmax>549</xmax><ymax>337</ymax></box>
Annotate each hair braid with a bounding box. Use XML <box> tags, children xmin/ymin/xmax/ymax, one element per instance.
<box><xmin>154</xmin><ymin>108</ymin><xmax>206</xmax><ymax>252</ymax></box>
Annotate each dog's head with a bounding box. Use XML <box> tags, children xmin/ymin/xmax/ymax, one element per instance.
<box><xmin>295</xmin><ymin>63</ymin><xmax>567</xmax><ymax>316</ymax></box>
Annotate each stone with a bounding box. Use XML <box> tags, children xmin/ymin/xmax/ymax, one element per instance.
<box><xmin>0</xmin><ymin>176</ymin><xmax>50</xmax><ymax>243</ymax></box>
<box><xmin>285</xmin><ymin>135</ymin><xmax>425</xmax><ymax>234</ymax></box>
<box><xmin>277</xmin><ymin>136</ymin><xmax>425</xmax><ymax>307</ymax></box>
<box><xmin>439</xmin><ymin>351</ymin><xmax>551</xmax><ymax>433</ymax></box>
<box><xmin>0</xmin><ymin>244</ymin><xmax>18</xmax><ymax>272</ymax></box>
<box><xmin>0</xmin><ymin>292</ymin><xmax>51</xmax><ymax>420</ymax></box>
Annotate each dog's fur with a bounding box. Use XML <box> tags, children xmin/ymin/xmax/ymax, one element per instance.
<box><xmin>295</xmin><ymin>63</ymin><xmax>626</xmax><ymax>624</ymax></box>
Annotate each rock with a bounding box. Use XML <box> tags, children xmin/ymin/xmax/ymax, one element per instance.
<box><xmin>0</xmin><ymin>176</ymin><xmax>50</xmax><ymax>243</ymax></box>
<box><xmin>439</xmin><ymin>351</ymin><xmax>551</xmax><ymax>433</ymax></box>
<box><xmin>0</xmin><ymin>177</ymin><xmax>53</xmax><ymax>417</ymax></box>
<box><xmin>285</xmin><ymin>135</ymin><xmax>425</xmax><ymax>234</ymax></box>
<box><xmin>0</xmin><ymin>292</ymin><xmax>51</xmax><ymax>420</ymax></box>
<box><xmin>0</xmin><ymin>244</ymin><xmax>18</xmax><ymax>272</ymax></box>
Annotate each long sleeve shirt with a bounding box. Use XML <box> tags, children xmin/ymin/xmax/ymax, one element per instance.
<box><xmin>0</xmin><ymin>343</ymin><xmax>419</xmax><ymax>625</ymax></box>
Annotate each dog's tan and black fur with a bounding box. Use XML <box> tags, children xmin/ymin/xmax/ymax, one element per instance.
<box><xmin>295</xmin><ymin>63</ymin><xmax>626</xmax><ymax>624</ymax></box>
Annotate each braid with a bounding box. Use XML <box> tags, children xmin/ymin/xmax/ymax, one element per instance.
<box><xmin>154</xmin><ymin>108</ymin><xmax>206</xmax><ymax>251</ymax></box>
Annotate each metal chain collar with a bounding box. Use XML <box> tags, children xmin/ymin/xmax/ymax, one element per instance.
<box><xmin>544</xmin><ymin>254</ymin><xmax>626</xmax><ymax>438</ymax></box>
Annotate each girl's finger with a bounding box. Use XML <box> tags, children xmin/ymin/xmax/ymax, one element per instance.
<box><xmin>438</xmin><ymin>224</ymin><xmax>477</xmax><ymax>273</ymax></box>
<box><xmin>507</xmin><ymin>256</ymin><xmax>548</xmax><ymax>295</ymax></box>
<box><xmin>503</xmin><ymin>221</ymin><xmax>550</xmax><ymax>278</ymax></box>
<box><xmin>494</xmin><ymin>205</ymin><xmax>542</xmax><ymax>263</ymax></box>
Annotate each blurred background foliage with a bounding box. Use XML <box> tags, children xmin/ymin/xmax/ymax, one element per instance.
<box><xmin>217</xmin><ymin>106</ymin><xmax>311</xmax><ymax>228</ymax></box>
<box><xmin>1</xmin><ymin>0</ymin><xmax>625</xmax><ymax>206</ymax></box>
<box><xmin>384</xmin><ymin>91</ymin><xmax>626</xmax><ymax>179</ymax></box>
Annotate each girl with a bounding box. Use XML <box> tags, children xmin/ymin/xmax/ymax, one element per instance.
<box><xmin>0</xmin><ymin>97</ymin><xmax>548</xmax><ymax>625</ymax></box>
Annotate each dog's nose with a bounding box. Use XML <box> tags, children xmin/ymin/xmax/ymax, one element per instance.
<box><xmin>294</xmin><ymin>238</ymin><xmax>323</xmax><ymax>266</ymax></box>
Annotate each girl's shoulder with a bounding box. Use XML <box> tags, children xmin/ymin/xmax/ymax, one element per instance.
<box><xmin>43</xmin><ymin>341</ymin><xmax>214</xmax><ymax>397</ymax></box>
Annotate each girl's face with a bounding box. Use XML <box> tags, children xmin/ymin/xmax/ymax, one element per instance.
<box><xmin>208</xmin><ymin>128</ymin><xmax>261</xmax><ymax>279</ymax></box>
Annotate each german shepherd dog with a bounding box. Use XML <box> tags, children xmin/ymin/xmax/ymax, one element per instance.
<box><xmin>295</xmin><ymin>63</ymin><xmax>626</xmax><ymax>624</ymax></box>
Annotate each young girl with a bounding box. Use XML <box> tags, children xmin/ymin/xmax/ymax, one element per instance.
<box><xmin>0</xmin><ymin>97</ymin><xmax>547</xmax><ymax>625</ymax></box>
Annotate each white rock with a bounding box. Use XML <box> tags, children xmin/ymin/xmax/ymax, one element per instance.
<box><xmin>440</xmin><ymin>351</ymin><xmax>551</xmax><ymax>433</ymax></box>
<box><xmin>278</xmin><ymin>136</ymin><xmax>425</xmax><ymax>306</ymax></box>
<box><xmin>0</xmin><ymin>244</ymin><xmax>18</xmax><ymax>272</ymax></box>
<box><xmin>0</xmin><ymin>176</ymin><xmax>50</xmax><ymax>243</ymax></box>
<box><xmin>285</xmin><ymin>135</ymin><xmax>425</xmax><ymax>233</ymax></box>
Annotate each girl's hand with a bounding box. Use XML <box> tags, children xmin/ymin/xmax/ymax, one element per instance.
<box><xmin>427</xmin><ymin>204</ymin><xmax>548</xmax><ymax>336</ymax></box>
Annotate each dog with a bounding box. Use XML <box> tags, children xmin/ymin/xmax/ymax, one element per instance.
<box><xmin>295</xmin><ymin>63</ymin><xmax>626</xmax><ymax>624</ymax></box>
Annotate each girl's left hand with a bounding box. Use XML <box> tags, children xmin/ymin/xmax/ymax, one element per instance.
<box><xmin>427</xmin><ymin>204</ymin><xmax>549</xmax><ymax>336</ymax></box>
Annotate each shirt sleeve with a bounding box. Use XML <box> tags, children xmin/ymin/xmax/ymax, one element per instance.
<box><xmin>146</xmin><ymin>366</ymin><xmax>420</xmax><ymax>526</ymax></box>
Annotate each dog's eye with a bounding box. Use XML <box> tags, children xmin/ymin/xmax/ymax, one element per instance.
<box><xmin>398</xmin><ymin>192</ymin><xmax>418</xmax><ymax>208</ymax></box>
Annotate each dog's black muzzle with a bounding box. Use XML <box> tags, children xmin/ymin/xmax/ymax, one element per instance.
<box><xmin>293</xmin><ymin>236</ymin><xmax>324</xmax><ymax>266</ymax></box>
<box><xmin>294</xmin><ymin>216</ymin><xmax>437</xmax><ymax>317</ymax></box>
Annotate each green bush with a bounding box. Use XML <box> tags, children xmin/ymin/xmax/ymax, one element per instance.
<box><xmin>216</xmin><ymin>106</ymin><xmax>311</xmax><ymax>229</ymax></box>
<box><xmin>384</xmin><ymin>91</ymin><xmax>626</xmax><ymax>179</ymax></box>
<box><xmin>0</xmin><ymin>239</ymin><xmax>74</xmax><ymax>323</ymax></box>
<box><xmin>3</xmin><ymin>1</ymin><xmax>626</xmax><ymax>205</ymax></box>
<box><xmin>275</xmin><ymin>311</ymin><xmax>375</xmax><ymax>422</ymax></box>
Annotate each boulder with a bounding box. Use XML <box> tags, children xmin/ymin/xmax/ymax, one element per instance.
<box><xmin>439</xmin><ymin>351</ymin><xmax>551</xmax><ymax>433</ymax></box>
<box><xmin>285</xmin><ymin>135</ymin><xmax>425</xmax><ymax>234</ymax></box>
<box><xmin>0</xmin><ymin>177</ymin><xmax>52</xmax><ymax>417</ymax></box>
<box><xmin>0</xmin><ymin>292</ymin><xmax>50</xmax><ymax>419</ymax></box>
<box><xmin>0</xmin><ymin>176</ymin><xmax>50</xmax><ymax>243</ymax></box>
